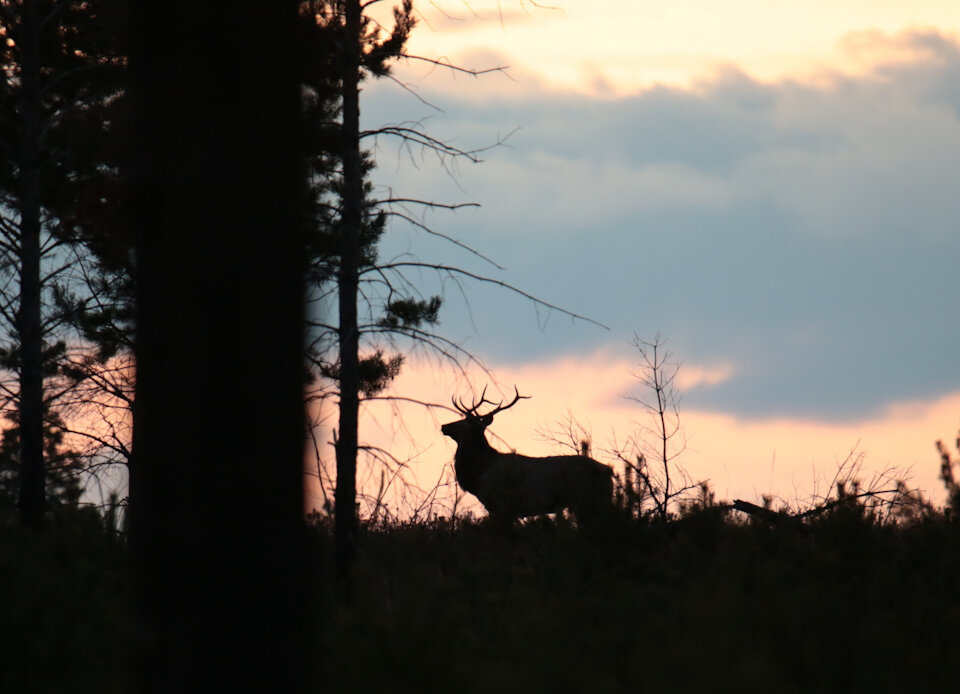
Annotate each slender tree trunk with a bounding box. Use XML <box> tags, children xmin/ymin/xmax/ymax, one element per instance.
<box><xmin>334</xmin><ymin>0</ymin><xmax>363</xmax><ymax>601</ymax></box>
<box><xmin>129</xmin><ymin>2</ymin><xmax>309</xmax><ymax>690</ymax></box>
<box><xmin>17</xmin><ymin>0</ymin><xmax>46</xmax><ymax>529</ymax></box>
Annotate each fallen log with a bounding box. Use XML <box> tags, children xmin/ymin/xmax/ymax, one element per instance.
<box><xmin>732</xmin><ymin>499</ymin><xmax>795</xmax><ymax>526</ymax></box>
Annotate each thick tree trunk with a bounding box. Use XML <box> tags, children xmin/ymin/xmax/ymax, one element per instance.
<box><xmin>17</xmin><ymin>0</ymin><xmax>46</xmax><ymax>530</ymax></box>
<box><xmin>334</xmin><ymin>0</ymin><xmax>363</xmax><ymax>601</ymax></box>
<box><xmin>129</xmin><ymin>2</ymin><xmax>309</xmax><ymax>691</ymax></box>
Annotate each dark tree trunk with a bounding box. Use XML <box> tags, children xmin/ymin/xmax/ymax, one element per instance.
<box><xmin>16</xmin><ymin>0</ymin><xmax>46</xmax><ymax>530</ymax></box>
<box><xmin>129</xmin><ymin>2</ymin><xmax>310</xmax><ymax>691</ymax></box>
<box><xmin>334</xmin><ymin>0</ymin><xmax>363</xmax><ymax>602</ymax></box>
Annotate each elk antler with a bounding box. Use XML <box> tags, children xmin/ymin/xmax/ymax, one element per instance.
<box><xmin>453</xmin><ymin>385</ymin><xmax>490</xmax><ymax>416</ymax></box>
<box><xmin>452</xmin><ymin>386</ymin><xmax>530</xmax><ymax>418</ymax></box>
<box><xmin>483</xmin><ymin>386</ymin><xmax>530</xmax><ymax>418</ymax></box>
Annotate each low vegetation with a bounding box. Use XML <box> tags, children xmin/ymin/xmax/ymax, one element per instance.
<box><xmin>6</xmin><ymin>445</ymin><xmax>960</xmax><ymax>693</ymax></box>
<box><xmin>0</xmin><ymin>507</ymin><xmax>132</xmax><ymax>694</ymax></box>
<box><xmin>314</xmin><ymin>486</ymin><xmax>960</xmax><ymax>693</ymax></box>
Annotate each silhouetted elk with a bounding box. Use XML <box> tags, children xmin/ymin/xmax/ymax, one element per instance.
<box><xmin>442</xmin><ymin>387</ymin><xmax>614</xmax><ymax>524</ymax></box>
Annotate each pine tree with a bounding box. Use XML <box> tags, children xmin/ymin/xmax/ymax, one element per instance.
<box><xmin>299</xmin><ymin>1</ymin><xmax>576</xmax><ymax>594</ymax></box>
<box><xmin>298</xmin><ymin>0</ymin><xmax>430</xmax><ymax>597</ymax></box>
<box><xmin>303</xmin><ymin>2</ymin><xmax>599</xmax><ymax>595</ymax></box>
<box><xmin>0</xmin><ymin>0</ymin><xmax>125</xmax><ymax>526</ymax></box>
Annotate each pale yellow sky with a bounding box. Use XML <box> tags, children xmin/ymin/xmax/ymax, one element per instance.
<box><xmin>389</xmin><ymin>0</ymin><xmax>960</xmax><ymax>92</ymax></box>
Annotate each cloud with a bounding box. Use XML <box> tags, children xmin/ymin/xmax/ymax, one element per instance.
<box><xmin>359</xmin><ymin>28</ymin><xmax>960</xmax><ymax>422</ymax></box>
<box><xmin>677</xmin><ymin>362</ymin><xmax>736</xmax><ymax>391</ymax></box>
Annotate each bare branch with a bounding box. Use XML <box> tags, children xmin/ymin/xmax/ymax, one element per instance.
<box><xmin>379</xmin><ymin>207</ymin><xmax>506</xmax><ymax>270</ymax></box>
<box><xmin>360</xmin><ymin>394</ymin><xmax>459</xmax><ymax>414</ymax></box>
<box><xmin>399</xmin><ymin>52</ymin><xmax>510</xmax><ymax>78</ymax></box>
<box><xmin>362</xmin><ymin>125</ymin><xmax>487</xmax><ymax>162</ymax></box>
<box><xmin>367</xmin><ymin>261</ymin><xmax>610</xmax><ymax>329</ymax></box>
<box><xmin>384</xmin><ymin>73</ymin><xmax>445</xmax><ymax>112</ymax></box>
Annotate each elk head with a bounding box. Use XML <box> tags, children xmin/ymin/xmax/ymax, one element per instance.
<box><xmin>440</xmin><ymin>386</ymin><xmax>528</xmax><ymax>449</ymax></box>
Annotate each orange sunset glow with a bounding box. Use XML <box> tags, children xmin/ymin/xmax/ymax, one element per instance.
<box><xmin>309</xmin><ymin>352</ymin><xmax>960</xmax><ymax>517</ymax></box>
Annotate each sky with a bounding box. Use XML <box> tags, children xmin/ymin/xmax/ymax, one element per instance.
<box><xmin>310</xmin><ymin>0</ymin><xmax>960</xmax><ymax>516</ymax></box>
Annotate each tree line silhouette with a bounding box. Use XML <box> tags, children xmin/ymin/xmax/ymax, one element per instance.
<box><xmin>3</xmin><ymin>0</ymin><xmax>381</xmax><ymax>689</ymax></box>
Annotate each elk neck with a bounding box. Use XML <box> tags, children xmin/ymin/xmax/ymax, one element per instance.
<box><xmin>452</xmin><ymin>423</ymin><xmax>499</xmax><ymax>495</ymax></box>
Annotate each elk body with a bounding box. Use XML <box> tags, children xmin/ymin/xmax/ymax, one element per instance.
<box><xmin>441</xmin><ymin>388</ymin><xmax>614</xmax><ymax>524</ymax></box>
